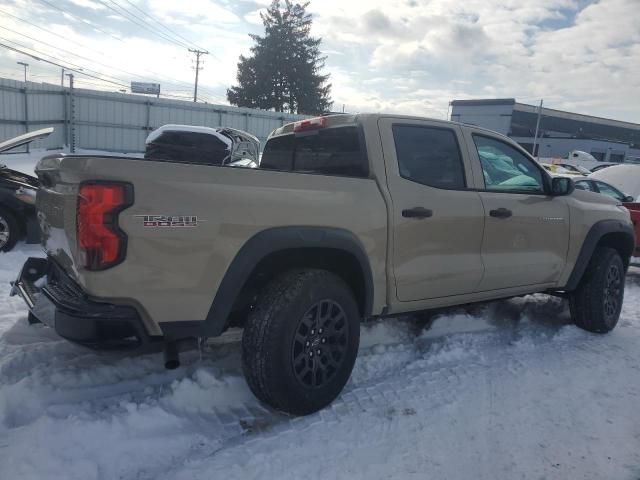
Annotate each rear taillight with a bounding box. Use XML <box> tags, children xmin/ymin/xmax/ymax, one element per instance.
<box><xmin>293</xmin><ymin>116</ymin><xmax>326</xmax><ymax>133</ymax></box>
<box><xmin>77</xmin><ymin>182</ymin><xmax>133</xmax><ymax>271</ymax></box>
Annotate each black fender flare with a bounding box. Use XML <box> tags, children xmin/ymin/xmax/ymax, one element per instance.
<box><xmin>161</xmin><ymin>226</ymin><xmax>374</xmax><ymax>340</ymax></box>
<box><xmin>207</xmin><ymin>226</ymin><xmax>374</xmax><ymax>335</ymax></box>
<box><xmin>564</xmin><ymin>219</ymin><xmax>635</xmax><ymax>291</ymax></box>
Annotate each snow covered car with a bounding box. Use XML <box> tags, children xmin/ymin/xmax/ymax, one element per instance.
<box><xmin>0</xmin><ymin>128</ymin><xmax>52</xmax><ymax>251</ymax></box>
<box><xmin>145</xmin><ymin>124</ymin><xmax>260</xmax><ymax>166</ymax></box>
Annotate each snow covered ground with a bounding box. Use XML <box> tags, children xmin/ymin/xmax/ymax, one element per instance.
<box><xmin>1</xmin><ymin>243</ymin><xmax>640</xmax><ymax>480</ymax></box>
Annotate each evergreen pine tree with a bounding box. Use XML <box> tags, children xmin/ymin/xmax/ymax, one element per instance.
<box><xmin>227</xmin><ymin>1</ymin><xmax>332</xmax><ymax>114</ymax></box>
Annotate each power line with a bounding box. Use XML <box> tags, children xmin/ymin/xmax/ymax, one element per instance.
<box><xmin>0</xmin><ymin>38</ymin><xmax>128</xmax><ymax>88</ymax></box>
<box><xmin>96</xmin><ymin>0</ymin><xmax>220</xmax><ymax>64</ymax></box>
<box><xmin>36</xmin><ymin>0</ymin><xmax>124</xmax><ymax>42</ymax></box>
<box><xmin>0</xmin><ymin>39</ymin><xmax>219</xmax><ymax>102</ymax></box>
<box><xmin>2</xmin><ymin>5</ymin><xmax>224</xmax><ymax>100</ymax></box>
<box><xmin>119</xmin><ymin>0</ymin><xmax>205</xmax><ymax>51</ymax></box>
<box><xmin>0</xmin><ymin>34</ymin><xmax>130</xmax><ymax>86</ymax></box>
<box><xmin>0</xmin><ymin>7</ymin><xmax>221</xmax><ymax>97</ymax></box>
<box><xmin>0</xmin><ymin>25</ymin><xmax>137</xmax><ymax>82</ymax></box>
<box><xmin>93</xmin><ymin>0</ymin><xmax>192</xmax><ymax>49</ymax></box>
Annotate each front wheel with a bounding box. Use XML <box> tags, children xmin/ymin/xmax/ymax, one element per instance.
<box><xmin>569</xmin><ymin>247</ymin><xmax>625</xmax><ymax>333</ymax></box>
<box><xmin>242</xmin><ymin>269</ymin><xmax>360</xmax><ymax>415</ymax></box>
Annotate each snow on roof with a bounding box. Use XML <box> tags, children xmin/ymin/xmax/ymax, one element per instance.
<box><xmin>145</xmin><ymin>124</ymin><xmax>232</xmax><ymax>148</ymax></box>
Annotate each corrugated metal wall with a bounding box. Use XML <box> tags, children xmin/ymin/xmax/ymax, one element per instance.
<box><xmin>0</xmin><ymin>77</ymin><xmax>307</xmax><ymax>153</ymax></box>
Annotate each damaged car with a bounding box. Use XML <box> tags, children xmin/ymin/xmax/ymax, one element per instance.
<box><xmin>0</xmin><ymin>128</ymin><xmax>53</xmax><ymax>251</ymax></box>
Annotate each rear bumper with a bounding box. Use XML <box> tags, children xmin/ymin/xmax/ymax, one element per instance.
<box><xmin>11</xmin><ymin>257</ymin><xmax>156</xmax><ymax>349</ymax></box>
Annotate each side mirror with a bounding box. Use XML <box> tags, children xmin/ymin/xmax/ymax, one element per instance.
<box><xmin>551</xmin><ymin>177</ymin><xmax>574</xmax><ymax>196</ymax></box>
<box><xmin>623</xmin><ymin>195</ymin><xmax>635</xmax><ymax>203</ymax></box>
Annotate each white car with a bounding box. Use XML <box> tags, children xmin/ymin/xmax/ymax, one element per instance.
<box><xmin>590</xmin><ymin>164</ymin><xmax>640</xmax><ymax>201</ymax></box>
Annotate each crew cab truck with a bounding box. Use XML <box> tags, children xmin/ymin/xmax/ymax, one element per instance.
<box><xmin>12</xmin><ymin>114</ymin><xmax>635</xmax><ymax>415</ymax></box>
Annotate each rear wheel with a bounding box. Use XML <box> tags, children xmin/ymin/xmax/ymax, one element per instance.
<box><xmin>242</xmin><ymin>269</ymin><xmax>360</xmax><ymax>415</ymax></box>
<box><xmin>569</xmin><ymin>247</ymin><xmax>625</xmax><ymax>333</ymax></box>
<box><xmin>0</xmin><ymin>207</ymin><xmax>19</xmax><ymax>252</ymax></box>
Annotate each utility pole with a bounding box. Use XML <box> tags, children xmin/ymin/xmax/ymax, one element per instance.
<box><xmin>532</xmin><ymin>98</ymin><xmax>543</xmax><ymax>159</ymax></box>
<box><xmin>17</xmin><ymin>61</ymin><xmax>28</xmax><ymax>82</ymax></box>
<box><xmin>61</xmin><ymin>68</ymin><xmax>65</xmax><ymax>87</ymax></box>
<box><xmin>66</xmin><ymin>73</ymin><xmax>76</xmax><ymax>153</ymax></box>
<box><xmin>189</xmin><ymin>49</ymin><xmax>208</xmax><ymax>102</ymax></box>
<box><xmin>17</xmin><ymin>62</ymin><xmax>30</xmax><ymax>152</ymax></box>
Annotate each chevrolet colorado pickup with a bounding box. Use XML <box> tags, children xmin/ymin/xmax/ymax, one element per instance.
<box><xmin>11</xmin><ymin>114</ymin><xmax>635</xmax><ymax>415</ymax></box>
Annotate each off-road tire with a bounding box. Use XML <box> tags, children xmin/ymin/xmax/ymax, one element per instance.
<box><xmin>0</xmin><ymin>207</ymin><xmax>19</xmax><ymax>252</ymax></box>
<box><xmin>569</xmin><ymin>247</ymin><xmax>625</xmax><ymax>333</ymax></box>
<box><xmin>242</xmin><ymin>269</ymin><xmax>360</xmax><ymax>415</ymax></box>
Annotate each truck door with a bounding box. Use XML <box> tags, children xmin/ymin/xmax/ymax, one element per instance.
<box><xmin>463</xmin><ymin>131</ymin><xmax>569</xmax><ymax>291</ymax></box>
<box><xmin>378</xmin><ymin>118</ymin><xmax>485</xmax><ymax>301</ymax></box>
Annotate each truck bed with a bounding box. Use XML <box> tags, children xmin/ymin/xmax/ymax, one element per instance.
<box><xmin>34</xmin><ymin>153</ymin><xmax>388</xmax><ymax>336</ymax></box>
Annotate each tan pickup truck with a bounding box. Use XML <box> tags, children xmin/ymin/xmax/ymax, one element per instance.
<box><xmin>12</xmin><ymin>115</ymin><xmax>635</xmax><ymax>415</ymax></box>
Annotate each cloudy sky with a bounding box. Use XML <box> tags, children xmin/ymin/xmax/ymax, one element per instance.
<box><xmin>0</xmin><ymin>0</ymin><xmax>638</xmax><ymax>122</ymax></box>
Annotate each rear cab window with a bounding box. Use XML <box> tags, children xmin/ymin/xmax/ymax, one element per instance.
<box><xmin>261</xmin><ymin>125</ymin><xmax>368</xmax><ymax>178</ymax></box>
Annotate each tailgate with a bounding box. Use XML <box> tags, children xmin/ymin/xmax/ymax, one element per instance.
<box><xmin>35</xmin><ymin>154</ymin><xmax>83</xmax><ymax>280</ymax></box>
<box><xmin>35</xmin><ymin>154</ymin><xmax>137</xmax><ymax>282</ymax></box>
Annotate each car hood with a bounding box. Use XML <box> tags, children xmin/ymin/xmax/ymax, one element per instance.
<box><xmin>0</xmin><ymin>127</ymin><xmax>53</xmax><ymax>154</ymax></box>
<box><xmin>590</xmin><ymin>164</ymin><xmax>640</xmax><ymax>201</ymax></box>
<box><xmin>0</xmin><ymin>167</ymin><xmax>39</xmax><ymax>188</ymax></box>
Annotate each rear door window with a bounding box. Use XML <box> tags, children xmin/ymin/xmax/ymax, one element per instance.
<box><xmin>260</xmin><ymin>134</ymin><xmax>294</xmax><ymax>171</ymax></box>
<box><xmin>260</xmin><ymin>127</ymin><xmax>368</xmax><ymax>178</ymax></box>
<box><xmin>391</xmin><ymin>125</ymin><xmax>466</xmax><ymax>189</ymax></box>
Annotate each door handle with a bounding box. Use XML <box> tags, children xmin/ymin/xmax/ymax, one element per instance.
<box><xmin>489</xmin><ymin>208</ymin><xmax>512</xmax><ymax>219</ymax></box>
<box><xmin>402</xmin><ymin>207</ymin><xmax>433</xmax><ymax>219</ymax></box>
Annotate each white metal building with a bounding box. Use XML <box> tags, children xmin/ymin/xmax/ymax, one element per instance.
<box><xmin>0</xmin><ymin>77</ymin><xmax>307</xmax><ymax>153</ymax></box>
<box><xmin>450</xmin><ymin>99</ymin><xmax>640</xmax><ymax>163</ymax></box>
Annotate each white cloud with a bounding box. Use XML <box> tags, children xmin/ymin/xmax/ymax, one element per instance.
<box><xmin>312</xmin><ymin>0</ymin><xmax>639</xmax><ymax>121</ymax></box>
<box><xmin>244</xmin><ymin>9</ymin><xmax>265</xmax><ymax>26</ymax></box>
<box><xmin>67</xmin><ymin>0</ymin><xmax>106</xmax><ymax>11</ymax></box>
<box><xmin>150</xmin><ymin>0</ymin><xmax>240</xmax><ymax>25</ymax></box>
<box><xmin>0</xmin><ymin>0</ymin><xmax>637</xmax><ymax>121</ymax></box>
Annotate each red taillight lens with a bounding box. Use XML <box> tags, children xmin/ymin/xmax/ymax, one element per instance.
<box><xmin>77</xmin><ymin>183</ymin><xmax>132</xmax><ymax>270</ymax></box>
<box><xmin>293</xmin><ymin>116</ymin><xmax>326</xmax><ymax>133</ymax></box>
